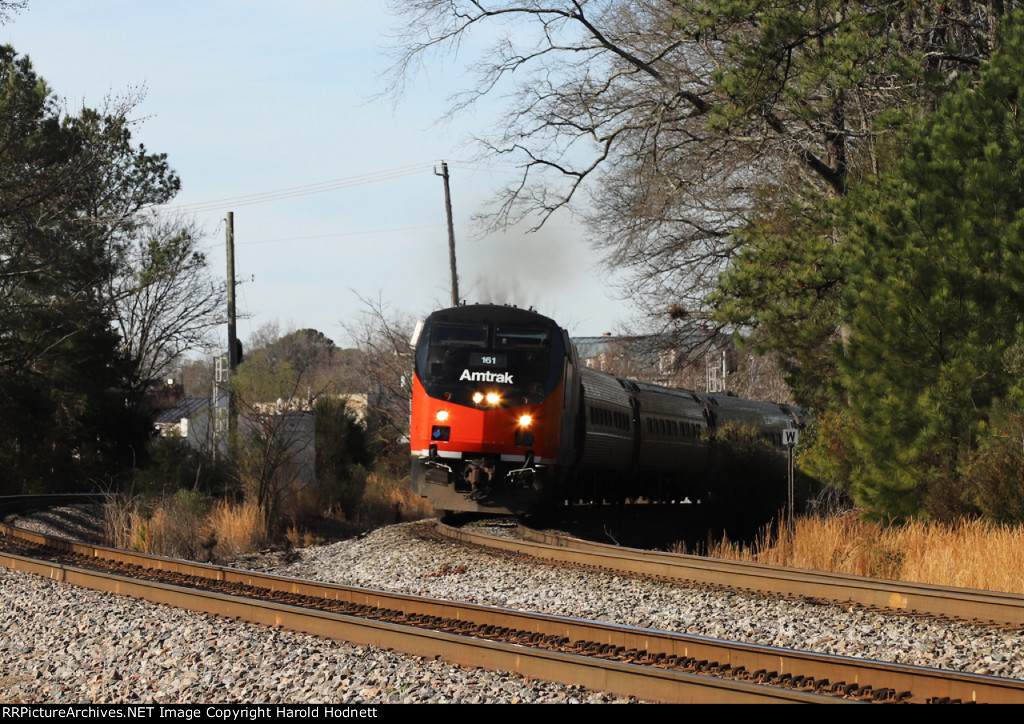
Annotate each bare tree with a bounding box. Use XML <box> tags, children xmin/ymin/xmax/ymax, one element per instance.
<box><xmin>233</xmin><ymin>400</ymin><xmax>316</xmax><ymax>531</ymax></box>
<box><xmin>230</xmin><ymin>326</ymin><xmax>328</xmax><ymax>530</ymax></box>
<box><xmin>385</xmin><ymin>1</ymin><xmax>1016</xmax><ymax>336</ymax></box>
<box><xmin>106</xmin><ymin>214</ymin><xmax>225</xmax><ymax>403</ymax></box>
<box><xmin>340</xmin><ymin>294</ymin><xmax>416</xmax><ymax>471</ymax></box>
<box><xmin>0</xmin><ymin>2</ymin><xmax>25</xmax><ymax>22</ymax></box>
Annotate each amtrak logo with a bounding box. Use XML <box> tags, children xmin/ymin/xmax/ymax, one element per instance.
<box><xmin>459</xmin><ymin>369</ymin><xmax>514</xmax><ymax>383</ymax></box>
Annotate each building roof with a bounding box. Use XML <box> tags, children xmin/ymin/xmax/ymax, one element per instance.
<box><xmin>153</xmin><ymin>397</ymin><xmax>211</xmax><ymax>424</ymax></box>
<box><xmin>572</xmin><ymin>335</ymin><xmax>666</xmax><ymax>361</ymax></box>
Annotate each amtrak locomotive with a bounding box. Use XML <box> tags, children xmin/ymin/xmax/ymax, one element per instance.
<box><xmin>409</xmin><ymin>304</ymin><xmax>803</xmax><ymax>516</ymax></box>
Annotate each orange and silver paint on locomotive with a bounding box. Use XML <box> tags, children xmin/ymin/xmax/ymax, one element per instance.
<box><xmin>409</xmin><ymin>305</ymin><xmax>576</xmax><ymax>515</ymax></box>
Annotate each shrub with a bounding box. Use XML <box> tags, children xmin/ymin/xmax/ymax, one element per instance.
<box><xmin>963</xmin><ymin>410</ymin><xmax>1024</xmax><ymax>524</ymax></box>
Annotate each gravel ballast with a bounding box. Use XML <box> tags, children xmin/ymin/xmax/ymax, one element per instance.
<box><xmin>3</xmin><ymin>511</ymin><xmax>1024</xmax><ymax>703</ymax></box>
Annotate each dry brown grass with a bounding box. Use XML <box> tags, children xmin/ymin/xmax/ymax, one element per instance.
<box><xmin>104</xmin><ymin>495</ymin><xmax>267</xmax><ymax>561</ymax></box>
<box><xmin>706</xmin><ymin>513</ymin><xmax>1024</xmax><ymax>593</ymax></box>
<box><xmin>207</xmin><ymin>499</ymin><xmax>268</xmax><ymax>558</ymax></box>
<box><xmin>102</xmin><ymin>471</ymin><xmax>433</xmax><ymax>561</ymax></box>
<box><xmin>351</xmin><ymin>473</ymin><xmax>434</xmax><ymax>527</ymax></box>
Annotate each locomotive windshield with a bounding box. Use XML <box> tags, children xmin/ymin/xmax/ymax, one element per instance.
<box><xmin>432</xmin><ymin>323</ymin><xmax>488</xmax><ymax>347</ymax></box>
<box><xmin>495</xmin><ymin>327</ymin><xmax>548</xmax><ymax>348</ymax></box>
<box><xmin>416</xmin><ymin>314</ymin><xmax>565</xmax><ymax>406</ymax></box>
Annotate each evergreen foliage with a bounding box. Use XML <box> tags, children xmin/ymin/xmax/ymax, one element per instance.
<box><xmin>832</xmin><ymin>13</ymin><xmax>1024</xmax><ymax>520</ymax></box>
<box><xmin>133</xmin><ymin>435</ymin><xmax>231</xmax><ymax>501</ymax></box>
<box><xmin>314</xmin><ymin>395</ymin><xmax>371</xmax><ymax>520</ymax></box>
<box><xmin>707</xmin><ymin>1</ymin><xmax>1003</xmax><ymax>405</ymax></box>
<box><xmin>711</xmin><ymin>196</ymin><xmax>847</xmax><ymax>409</ymax></box>
<box><xmin>0</xmin><ymin>45</ymin><xmax>206</xmax><ymax>494</ymax></box>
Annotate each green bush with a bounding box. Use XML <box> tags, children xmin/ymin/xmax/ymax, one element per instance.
<box><xmin>314</xmin><ymin>397</ymin><xmax>372</xmax><ymax>519</ymax></box>
<box><xmin>134</xmin><ymin>435</ymin><xmax>230</xmax><ymax>499</ymax></box>
<box><xmin>963</xmin><ymin>410</ymin><xmax>1024</xmax><ymax>524</ymax></box>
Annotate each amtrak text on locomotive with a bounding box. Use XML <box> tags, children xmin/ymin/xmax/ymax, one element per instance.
<box><xmin>459</xmin><ymin>369</ymin><xmax>513</xmax><ymax>383</ymax></box>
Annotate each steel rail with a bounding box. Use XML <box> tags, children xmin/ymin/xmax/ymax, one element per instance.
<box><xmin>438</xmin><ymin>522</ymin><xmax>1024</xmax><ymax>628</ymax></box>
<box><xmin>0</xmin><ymin>544</ymin><xmax>834</xmax><ymax>704</ymax></box>
<box><xmin>0</xmin><ymin>493</ymin><xmax>110</xmax><ymax>518</ymax></box>
<box><xmin>4</xmin><ymin>521</ymin><xmax>1024</xmax><ymax>703</ymax></box>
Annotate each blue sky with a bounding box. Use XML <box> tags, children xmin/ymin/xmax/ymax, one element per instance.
<box><xmin>4</xmin><ymin>1</ymin><xmax>634</xmax><ymax>352</ymax></box>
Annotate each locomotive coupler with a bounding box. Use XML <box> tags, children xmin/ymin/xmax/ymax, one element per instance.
<box><xmin>465</xmin><ymin>458</ymin><xmax>496</xmax><ymax>499</ymax></box>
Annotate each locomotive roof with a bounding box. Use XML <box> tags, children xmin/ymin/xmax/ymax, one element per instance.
<box><xmin>426</xmin><ymin>304</ymin><xmax>560</xmax><ymax>329</ymax></box>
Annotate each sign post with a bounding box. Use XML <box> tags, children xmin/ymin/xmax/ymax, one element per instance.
<box><xmin>783</xmin><ymin>428</ymin><xmax>799</xmax><ymax>535</ymax></box>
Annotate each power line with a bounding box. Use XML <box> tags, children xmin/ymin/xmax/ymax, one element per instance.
<box><xmin>192</xmin><ymin>222</ymin><xmax>447</xmax><ymax>254</ymax></box>
<box><xmin>154</xmin><ymin>162</ymin><xmax>439</xmax><ymax>214</ymax></box>
<box><xmin>234</xmin><ymin>223</ymin><xmax>447</xmax><ymax>246</ymax></box>
<box><xmin>57</xmin><ymin>159</ymin><xmax>525</xmax><ymax>256</ymax></box>
<box><xmin>149</xmin><ymin>160</ymin><xmax>523</xmax><ymax>214</ymax></box>
<box><xmin>68</xmin><ymin>160</ymin><xmax>522</xmax><ymax>231</ymax></box>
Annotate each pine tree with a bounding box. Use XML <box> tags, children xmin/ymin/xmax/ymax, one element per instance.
<box><xmin>836</xmin><ymin>12</ymin><xmax>1024</xmax><ymax>520</ymax></box>
<box><xmin>709</xmin><ymin>1</ymin><xmax>1011</xmax><ymax>407</ymax></box>
<box><xmin>0</xmin><ymin>46</ymin><xmax>179</xmax><ymax>493</ymax></box>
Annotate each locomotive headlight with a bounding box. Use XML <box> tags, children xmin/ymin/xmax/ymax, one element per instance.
<box><xmin>435</xmin><ymin>410</ymin><xmax>449</xmax><ymax>422</ymax></box>
<box><xmin>485</xmin><ymin>392</ymin><xmax>501</xmax><ymax>405</ymax></box>
<box><xmin>472</xmin><ymin>392</ymin><xmax>485</xmax><ymax>404</ymax></box>
<box><xmin>518</xmin><ymin>414</ymin><xmax>532</xmax><ymax>427</ymax></box>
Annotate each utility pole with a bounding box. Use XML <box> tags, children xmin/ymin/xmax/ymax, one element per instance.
<box><xmin>226</xmin><ymin>211</ymin><xmax>239</xmax><ymax>370</ymax></box>
<box><xmin>435</xmin><ymin>161</ymin><xmax>459</xmax><ymax>307</ymax></box>
<box><xmin>222</xmin><ymin>211</ymin><xmax>239</xmax><ymax>459</ymax></box>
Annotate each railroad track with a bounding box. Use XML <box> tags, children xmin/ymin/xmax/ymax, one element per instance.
<box><xmin>3</xmin><ymin>513</ymin><xmax>1024</xmax><ymax>703</ymax></box>
<box><xmin>438</xmin><ymin>520</ymin><xmax>1024</xmax><ymax>630</ymax></box>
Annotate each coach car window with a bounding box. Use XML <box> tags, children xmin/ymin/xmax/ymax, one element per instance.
<box><xmin>432</xmin><ymin>323</ymin><xmax>488</xmax><ymax>346</ymax></box>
